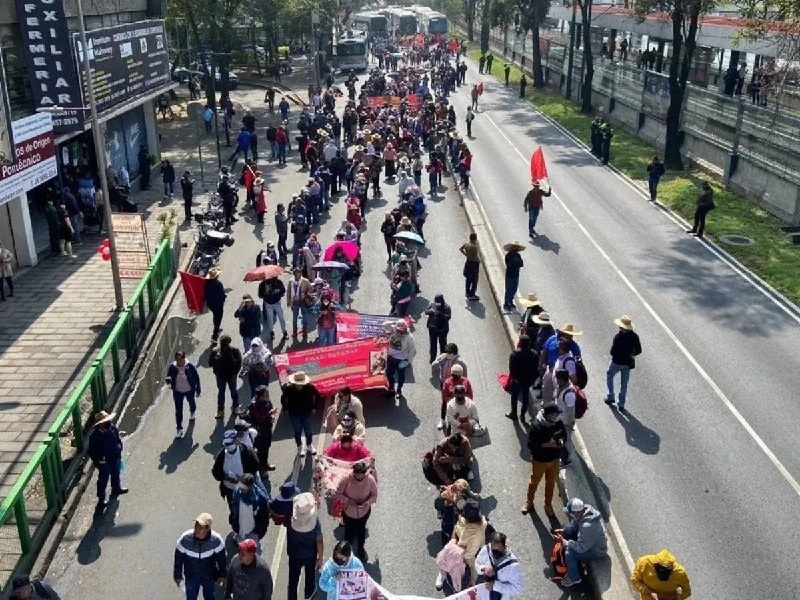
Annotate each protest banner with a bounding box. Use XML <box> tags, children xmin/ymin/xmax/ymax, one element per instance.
<box><xmin>274</xmin><ymin>338</ymin><xmax>389</xmax><ymax>395</ymax></box>
<box><xmin>335</xmin><ymin>312</ymin><xmax>412</xmax><ymax>343</ymax></box>
<box><xmin>336</xmin><ymin>571</ymin><xmax>481</xmax><ymax>600</ymax></box>
<box><xmin>313</xmin><ymin>455</ymin><xmax>377</xmax><ymax>501</ymax></box>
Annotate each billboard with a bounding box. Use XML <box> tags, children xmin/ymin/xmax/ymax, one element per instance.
<box><xmin>73</xmin><ymin>20</ymin><xmax>171</xmax><ymax>116</ymax></box>
<box><xmin>13</xmin><ymin>0</ymin><xmax>85</xmax><ymax>134</ymax></box>
<box><xmin>0</xmin><ymin>113</ymin><xmax>57</xmax><ymax>206</ymax></box>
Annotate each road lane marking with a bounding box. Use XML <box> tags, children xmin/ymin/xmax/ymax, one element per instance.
<box><xmin>475</xmin><ymin>109</ymin><xmax>800</xmax><ymax>502</ymax></box>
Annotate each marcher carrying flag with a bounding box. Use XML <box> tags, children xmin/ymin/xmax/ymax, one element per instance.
<box><xmin>525</xmin><ymin>147</ymin><xmax>552</xmax><ymax>238</ymax></box>
<box><xmin>530</xmin><ymin>146</ymin><xmax>548</xmax><ymax>187</ymax></box>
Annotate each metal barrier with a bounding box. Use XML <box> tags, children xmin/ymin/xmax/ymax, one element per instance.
<box><xmin>0</xmin><ymin>238</ymin><xmax>175</xmax><ymax>593</ymax></box>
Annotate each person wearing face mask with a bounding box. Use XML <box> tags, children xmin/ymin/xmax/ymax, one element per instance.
<box><xmin>520</xmin><ymin>404</ymin><xmax>566</xmax><ymax>517</ymax></box>
<box><xmin>212</xmin><ymin>430</ymin><xmax>259</xmax><ymax>507</ymax></box>
<box><xmin>235</xmin><ymin>294</ymin><xmax>263</xmax><ymax>352</ymax></box>
<box><xmin>631</xmin><ymin>549</ymin><xmax>691</xmax><ymax>600</ymax></box>
<box><xmin>229</xmin><ymin>474</ymin><xmax>271</xmax><ymax>555</ymax></box>
<box><xmin>383</xmin><ymin>319</ymin><xmax>416</xmax><ymax>399</ymax></box>
<box><xmin>432</xmin><ymin>343</ymin><xmax>468</xmax><ymax>387</ymax></box>
<box><xmin>439</xmin><ymin>364</ymin><xmax>473</xmax><ymax>431</ymax></box>
<box><xmin>318</xmin><ymin>541</ymin><xmax>364</xmax><ymax>600</ymax></box>
<box><xmin>166</xmin><ymin>351</ymin><xmax>202</xmax><ymax>440</ymax></box>
<box><xmin>425</xmin><ymin>294</ymin><xmax>452</xmax><ymax>364</ymax></box>
<box><xmin>316</xmin><ymin>294</ymin><xmax>337</xmax><ymax>346</ymax></box>
<box><xmin>474</xmin><ymin>532</ymin><xmax>523</xmax><ymax>600</ymax></box>
<box><xmin>325</xmin><ymin>386</ymin><xmax>365</xmax><ymax>432</ymax></box>
<box><xmin>247</xmin><ymin>385</ymin><xmax>277</xmax><ymax>474</ymax></box>
<box><xmin>332</xmin><ymin>410</ymin><xmax>366</xmax><ymax>444</ymax></box>
<box><xmin>446</xmin><ymin>385</ymin><xmax>480</xmax><ymax>438</ymax></box>
<box><xmin>506</xmin><ymin>335</ymin><xmax>537</xmax><ymax>425</ymax></box>
<box><xmin>335</xmin><ymin>461</ymin><xmax>378</xmax><ymax>560</ymax></box>
<box><xmin>241</xmin><ymin>338</ymin><xmax>272</xmax><ymax>397</ymax></box>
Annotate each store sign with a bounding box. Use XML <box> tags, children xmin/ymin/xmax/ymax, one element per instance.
<box><xmin>73</xmin><ymin>20</ymin><xmax>170</xmax><ymax>115</ymax></box>
<box><xmin>0</xmin><ymin>113</ymin><xmax>57</xmax><ymax>206</ymax></box>
<box><xmin>14</xmin><ymin>0</ymin><xmax>84</xmax><ymax>134</ymax></box>
<box><xmin>110</xmin><ymin>213</ymin><xmax>151</xmax><ymax>278</ymax></box>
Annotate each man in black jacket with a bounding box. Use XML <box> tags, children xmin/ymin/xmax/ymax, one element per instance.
<box><xmin>212</xmin><ymin>431</ymin><xmax>259</xmax><ymax>505</ymax></box>
<box><xmin>210</xmin><ymin>335</ymin><xmax>243</xmax><ymax>419</ymax></box>
<box><xmin>258</xmin><ymin>275</ymin><xmax>287</xmax><ymax>340</ymax></box>
<box><xmin>88</xmin><ymin>410</ymin><xmax>128</xmax><ymax>508</ymax></box>
<box><xmin>248</xmin><ymin>385</ymin><xmax>276</xmax><ymax>473</ymax></box>
<box><xmin>605</xmin><ymin>315</ymin><xmax>642</xmax><ymax>412</ymax></box>
<box><xmin>521</xmin><ymin>404</ymin><xmax>566</xmax><ymax>517</ymax></box>
<box><xmin>506</xmin><ymin>334</ymin><xmax>538</xmax><ymax>424</ymax></box>
<box><xmin>280</xmin><ymin>372</ymin><xmax>321</xmax><ymax>457</ymax></box>
<box><xmin>174</xmin><ymin>513</ymin><xmax>227</xmax><ymax>599</ymax></box>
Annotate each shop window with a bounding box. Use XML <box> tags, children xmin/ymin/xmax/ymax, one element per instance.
<box><xmin>0</xmin><ymin>28</ymin><xmax>36</xmax><ymax>119</ymax></box>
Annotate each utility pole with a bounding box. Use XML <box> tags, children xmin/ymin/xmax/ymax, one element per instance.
<box><xmin>312</xmin><ymin>10</ymin><xmax>321</xmax><ymax>90</ymax></box>
<box><xmin>565</xmin><ymin>0</ymin><xmax>577</xmax><ymax>100</ymax></box>
<box><xmin>76</xmin><ymin>0</ymin><xmax>124</xmax><ymax>310</ymax></box>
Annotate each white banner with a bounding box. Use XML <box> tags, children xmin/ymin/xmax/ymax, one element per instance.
<box><xmin>336</xmin><ymin>570</ymin><xmax>481</xmax><ymax>600</ymax></box>
<box><xmin>0</xmin><ymin>114</ymin><xmax>57</xmax><ymax>206</ymax></box>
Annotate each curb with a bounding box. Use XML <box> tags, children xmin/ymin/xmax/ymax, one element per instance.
<box><xmin>450</xmin><ymin>176</ymin><xmax>634</xmax><ymax>598</ymax></box>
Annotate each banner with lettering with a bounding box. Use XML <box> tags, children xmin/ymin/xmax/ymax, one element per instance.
<box><xmin>366</xmin><ymin>96</ymin><xmax>402</xmax><ymax>108</ymax></box>
<box><xmin>335</xmin><ymin>312</ymin><xmax>412</xmax><ymax>344</ymax></box>
<box><xmin>274</xmin><ymin>338</ymin><xmax>389</xmax><ymax>395</ymax></box>
<box><xmin>336</xmin><ymin>571</ymin><xmax>481</xmax><ymax>599</ymax></box>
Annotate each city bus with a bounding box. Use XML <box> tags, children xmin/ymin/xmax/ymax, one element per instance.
<box><xmin>350</xmin><ymin>12</ymin><xmax>388</xmax><ymax>36</ymax></box>
<box><xmin>334</xmin><ymin>31</ymin><xmax>369</xmax><ymax>72</ymax></box>
<box><xmin>386</xmin><ymin>8</ymin><xmax>418</xmax><ymax>36</ymax></box>
<box><xmin>419</xmin><ymin>10</ymin><xmax>449</xmax><ymax>35</ymax></box>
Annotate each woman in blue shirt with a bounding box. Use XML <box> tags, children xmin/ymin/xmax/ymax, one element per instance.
<box><xmin>318</xmin><ymin>541</ymin><xmax>364</xmax><ymax>600</ymax></box>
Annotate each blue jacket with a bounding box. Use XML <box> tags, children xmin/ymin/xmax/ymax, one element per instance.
<box><xmin>166</xmin><ymin>361</ymin><xmax>202</xmax><ymax>394</ymax></box>
<box><xmin>205</xmin><ymin>279</ymin><xmax>226</xmax><ymax>311</ymax></box>
<box><xmin>237</xmin><ymin>130</ymin><xmax>251</xmax><ymax>150</ymax></box>
<box><xmin>319</xmin><ymin>555</ymin><xmax>364</xmax><ymax>599</ymax></box>
<box><xmin>234</xmin><ymin>303</ymin><xmax>263</xmax><ymax>338</ymax></box>
<box><xmin>88</xmin><ymin>424</ymin><xmax>123</xmax><ymax>465</ymax></box>
<box><xmin>173</xmin><ymin>530</ymin><xmax>226</xmax><ymax>582</ymax></box>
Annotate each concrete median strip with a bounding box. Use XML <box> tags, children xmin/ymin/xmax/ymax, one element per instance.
<box><xmin>452</xmin><ymin>176</ymin><xmax>635</xmax><ymax>599</ymax></box>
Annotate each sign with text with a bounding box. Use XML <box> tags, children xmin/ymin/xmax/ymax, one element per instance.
<box><xmin>73</xmin><ymin>20</ymin><xmax>171</xmax><ymax>115</ymax></box>
<box><xmin>335</xmin><ymin>570</ymin><xmax>481</xmax><ymax>599</ymax></box>
<box><xmin>0</xmin><ymin>114</ymin><xmax>56</xmax><ymax>206</ymax></box>
<box><xmin>14</xmin><ymin>0</ymin><xmax>84</xmax><ymax>134</ymax></box>
<box><xmin>335</xmin><ymin>312</ymin><xmax>411</xmax><ymax>344</ymax></box>
<box><xmin>110</xmin><ymin>213</ymin><xmax>150</xmax><ymax>278</ymax></box>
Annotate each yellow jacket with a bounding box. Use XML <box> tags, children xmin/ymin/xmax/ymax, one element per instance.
<box><xmin>631</xmin><ymin>549</ymin><xmax>691</xmax><ymax>599</ymax></box>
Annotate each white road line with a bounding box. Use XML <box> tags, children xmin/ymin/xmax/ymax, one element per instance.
<box><xmin>477</xmin><ymin>109</ymin><xmax>800</xmax><ymax>502</ymax></box>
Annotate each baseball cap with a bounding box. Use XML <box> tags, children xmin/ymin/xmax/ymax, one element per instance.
<box><xmin>563</xmin><ymin>498</ymin><xmax>585</xmax><ymax>515</ymax></box>
<box><xmin>196</xmin><ymin>512</ymin><xmax>213</xmax><ymax>527</ymax></box>
<box><xmin>238</xmin><ymin>538</ymin><xmax>258</xmax><ymax>552</ymax></box>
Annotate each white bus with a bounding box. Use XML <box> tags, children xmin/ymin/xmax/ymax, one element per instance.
<box><xmin>334</xmin><ymin>31</ymin><xmax>369</xmax><ymax>72</ymax></box>
<box><xmin>350</xmin><ymin>12</ymin><xmax>388</xmax><ymax>36</ymax></box>
<box><xmin>385</xmin><ymin>7</ymin><xmax>418</xmax><ymax>36</ymax></box>
<box><xmin>419</xmin><ymin>10</ymin><xmax>449</xmax><ymax>35</ymax></box>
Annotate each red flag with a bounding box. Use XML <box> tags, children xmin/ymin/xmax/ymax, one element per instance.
<box><xmin>477</xmin><ymin>82</ymin><xmax>484</xmax><ymax>95</ymax></box>
<box><xmin>179</xmin><ymin>271</ymin><xmax>207</xmax><ymax>313</ymax></box>
<box><xmin>530</xmin><ymin>147</ymin><xmax>548</xmax><ymax>184</ymax></box>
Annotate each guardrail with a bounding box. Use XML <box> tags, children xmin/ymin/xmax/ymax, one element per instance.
<box><xmin>0</xmin><ymin>238</ymin><xmax>175</xmax><ymax>594</ymax></box>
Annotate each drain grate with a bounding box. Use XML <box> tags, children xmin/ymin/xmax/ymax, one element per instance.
<box><xmin>720</xmin><ymin>235</ymin><xmax>756</xmax><ymax>246</ymax></box>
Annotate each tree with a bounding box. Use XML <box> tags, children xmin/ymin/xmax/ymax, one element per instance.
<box><xmin>635</xmin><ymin>0</ymin><xmax>712</xmax><ymax>169</ymax></box>
<box><xmin>577</xmin><ymin>0</ymin><xmax>594</xmax><ymax>112</ymax></box>
<box><xmin>480</xmin><ymin>0</ymin><xmax>493</xmax><ymax>53</ymax></box>
<box><xmin>515</xmin><ymin>0</ymin><xmax>550</xmax><ymax>87</ymax></box>
<box><xmin>466</xmin><ymin>0</ymin><xmax>478</xmax><ymax>40</ymax></box>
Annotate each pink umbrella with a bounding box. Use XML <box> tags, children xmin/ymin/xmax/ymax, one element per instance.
<box><xmin>324</xmin><ymin>241</ymin><xmax>359</xmax><ymax>262</ymax></box>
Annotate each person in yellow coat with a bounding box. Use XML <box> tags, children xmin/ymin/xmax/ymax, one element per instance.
<box><xmin>631</xmin><ymin>549</ymin><xmax>691</xmax><ymax>599</ymax></box>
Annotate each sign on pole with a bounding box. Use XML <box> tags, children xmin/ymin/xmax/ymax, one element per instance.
<box><xmin>110</xmin><ymin>213</ymin><xmax>151</xmax><ymax>278</ymax></box>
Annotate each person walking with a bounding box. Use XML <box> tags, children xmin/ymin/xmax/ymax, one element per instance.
<box><xmin>56</xmin><ymin>200</ymin><xmax>76</xmax><ymax>257</ymax></box>
<box><xmin>241</xmin><ymin>338</ymin><xmax>272</xmax><ymax>397</ymax></box>
<box><xmin>88</xmin><ymin>410</ymin><xmax>128</xmax><ymax>508</ymax></box>
<box><xmin>161</xmin><ymin>159</ymin><xmax>176</xmax><ymax>199</ymax></box>
<box><xmin>209</xmin><ymin>334</ymin><xmax>242</xmax><ymax>419</ymax></box>
<box><xmin>230</xmin><ymin>475</ymin><xmax>271</xmax><ymax>554</ymax></box>
<box><xmin>474</xmin><ymin>532</ymin><xmax>524</xmax><ymax>599</ymax></box>
<box><xmin>470</xmin><ymin>85</ymin><xmax>479</xmax><ymax>111</ymax></box>
<box><xmin>205</xmin><ymin>268</ymin><xmax>227</xmax><ymax>343</ymax></box>
<box><xmin>425</xmin><ymin>294</ymin><xmax>451</xmax><ymax>363</ymax></box>
<box><xmin>520</xmin><ymin>404</ymin><xmax>566</xmax><ymax>517</ymax></box>
<box><xmin>9</xmin><ymin>575</ymin><xmax>61</xmax><ymax>600</ymax></box>
<box><xmin>45</xmin><ymin>199</ymin><xmax>60</xmax><ymax>256</ymax></box>
<box><xmin>465</xmin><ymin>106</ymin><xmax>475</xmax><ymax>137</ymax></box>
<box><xmin>287</xmin><ymin>268</ymin><xmax>312</xmax><ymax>341</ymax></box>
<box><xmin>555</xmin><ymin>498</ymin><xmax>608</xmax><ymax>588</ymax></box>
<box><xmin>138</xmin><ymin>145</ymin><xmax>151</xmax><ymax>190</ymax></box>
<box><xmin>212</xmin><ymin>430</ymin><xmax>259</xmax><ymax>506</ymax></box>
<box><xmin>631</xmin><ymin>549</ymin><xmax>691</xmax><ymax>600</ymax></box>
<box><xmin>554</xmin><ymin>369</ymin><xmax>577</xmax><ymax>467</ymax></box>
<box><xmin>230</xmin><ymin>127</ymin><xmax>252</xmax><ymax>165</ymax></box>
<box><xmin>234</xmin><ymin>294</ymin><xmax>263</xmax><ymax>351</ymax></box>
<box><xmin>605</xmin><ymin>315</ymin><xmax>642</xmax><ymax>412</ymax></box>
<box><xmin>318</xmin><ymin>542</ymin><xmax>363</xmax><ymax>600</ymax></box>
<box><xmin>258</xmin><ymin>276</ymin><xmax>287</xmax><ymax>341</ymax></box>
<box><xmin>502</xmin><ymin>241</ymin><xmax>525</xmax><ymax>312</ymax></box>
<box><xmin>0</xmin><ymin>241</ymin><xmax>13</xmax><ymax>301</ymax></box>
<box><xmin>381</xmin><ymin>212</ymin><xmax>397</xmax><ymax>260</ymax></box>
<box><xmin>687</xmin><ymin>181</ymin><xmax>714</xmax><ymax>239</ymax></box>
<box><xmin>166</xmin><ymin>351</ymin><xmax>201</xmax><ymax>439</ymax></box>
<box><xmin>247</xmin><ymin>385</ymin><xmax>276</xmax><ymax>474</ymax></box>
<box><xmin>519</xmin><ymin>74</ymin><xmax>527</xmax><ymax>98</ymax></box>
<box><xmin>225</xmin><ymin>538</ymin><xmax>274</xmax><ymax>600</ymax></box>
<box><xmin>523</xmin><ymin>182</ymin><xmax>551</xmax><ymax>238</ymax></box>
<box><xmin>506</xmin><ymin>334</ymin><xmax>538</xmax><ymax>425</ymax></box>
<box><xmin>181</xmin><ymin>171</ymin><xmax>195</xmax><ymax>221</ymax></box>
<box><xmin>275</xmin><ymin>204</ymin><xmax>289</xmax><ymax>260</ymax></box>
<box><xmin>504</xmin><ymin>63</ymin><xmax>511</xmax><ymax>86</ymax></box>
<box><xmin>174</xmin><ymin>513</ymin><xmax>227</xmax><ymax>600</ymax></box>
<box><xmin>286</xmin><ymin>493</ymin><xmax>324</xmax><ymax>600</ymax></box>
<box><xmin>281</xmin><ymin>371</ymin><xmax>321</xmax><ymax>457</ymax></box>
<box><xmin>646</xmin><ymin>156</ymin><xmax>665</xmax><ymax>202</ymax></box>
<box><xmin>460</xmin><ymin>233</ymin><xmax>480</xmax><ymax>301</ymax></box>
<box><xmin>383</xmin><ymin>319</ymin><xmax>416</xmax><ymax>399</ymax></box>
<box><xmin>335</xmin><ymin>461</ymin><xmax>378</xmax><ymax>560</ymax></box>
<box><xmin>204</xmin><ymin>106</ymin><xmax>214</xmax><ymax>135</ymax></box>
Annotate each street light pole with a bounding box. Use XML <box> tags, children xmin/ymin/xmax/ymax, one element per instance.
<box><xmin>565</xmin><ymin>0</ymin><xmax>577</xmax><ymax>100</ymax></box>
<box><xmin>75</xmin><ymin>0</ymin><xmax>125</xmax><ymax>310</ymax></box>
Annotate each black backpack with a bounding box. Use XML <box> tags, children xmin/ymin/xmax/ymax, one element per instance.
<box><xmin>565</xmin><ymin>355</ymin><xmax>588</xmax><ymax>390</ymax></box>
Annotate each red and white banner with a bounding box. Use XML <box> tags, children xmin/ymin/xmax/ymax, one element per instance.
<box><xmin>335</xmin><ymin>312</ymin><xmax>411</xmax><ymax>344</ymax></box>
<box><xmin>274</xmin><ymin>338</ymin><xmax>389</xmax><ymax>395</ymax></box>
<box><xmin>336</xmin><ymin>571</ymin><xmax>481</xmax><ymax>599</ymax></box>
<box><xmin>313</xmin><ymin>455</ymin><xmax>378</xmax><ymax>500</ymax></box>
<box><xmin>0</xmin><ymin>113</ymin><xmax>57</xmax><ymax>206</ymax></box>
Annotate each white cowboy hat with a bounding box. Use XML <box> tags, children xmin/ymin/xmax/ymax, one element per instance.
<box><xmin>557</xmin><ymin>323</ymin><xmax>583</xmax><ymax>337</ymax></box>
<box><xmin>291</xmin><ymin>492</ymin><xmax>318</xmax><ymax>533</ymax></box>
<box><xmin>532</xmin><ymin>311</ymin><xmax>551</xmax><ymax>325</ymax></box>
<box><xmin>207</xmin><ymin>267</ymin><xmax>221</xmax><ymax>280</ymax></box>
<box><xmin>614</xmin><ymin>315</ymin><xmax>635</xmax><ymax>330</ymax></box>
<box><xmin>519</xmin><ymin>293</ymin><xmax>541</xmax><ymax>308</ymax></box>
<box><xmin>94</xmin><ymin>410</ymin><xmax>116</xmax><ymax>425</ymax></box>
<box><xmin>290</xmin><ymin>371</ymin><xmax>310</xmax><ymax>386</ymax></box>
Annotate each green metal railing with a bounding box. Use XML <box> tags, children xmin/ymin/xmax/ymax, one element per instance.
<box><xmin>0</xmin><ymin>239</ymin><xmax>175</xmax><ymax>593</ymax></box>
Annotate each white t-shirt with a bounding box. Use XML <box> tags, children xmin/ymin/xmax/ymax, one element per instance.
<box><xmin>552</xmin><ymin>352</ymin><xmax>576</xmax><ymax>386</ymax></box>
<box><xmin>556</xmin><ymin>387</ymin><xmax>576</xmax><ymax>425</ymax></box>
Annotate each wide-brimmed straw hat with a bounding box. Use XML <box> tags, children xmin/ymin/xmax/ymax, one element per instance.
<box><xmin>400</xmin><ymin>216</ymin><xmax>412</xmax><ymax>226</ymax></box>
<box><xmin>207</xmin><ymin>267</ymin><xmax>221</xmax><ymax>280</ymax></box>
<box><xmin>519</xmin><ymin>293</ymin><xmax>541</xmax><ymax>307</ymax></box>
<box><xmin>354</xmin><ymin>145</ymin><xmax>365</xmax><ymax>153</ymax></box>
<box><xmin>94</xmin><ymin>410</ymin><xmax>115</xmax><ymax>425</ymax></box>
<box><xmin>532</xmin><ymin>311</ymin><xmax>551</xmax><ymax>325</ymax></box>
<box><xmin>291</xmin><ymin>493</ymin><xmax>318</xmax><ymax>533</ymax></box>
<box><xmin>290</xmin><ymin>371</ymin><xmax>310</xmax><ymax>386</ymax></box>
<box><xmin>557</xmin><ymin>323</ymin><xmax>583</xmax><ymax>337</ymax></box>
<box><xmin>503</xmin><ymin>241</ymin><xmax>526</xmax><ymax>252</ymax></box>
<box><xmin>614</xmin><ymin>315</ymin><xmax>634</xmax><ymax>330</ymax></box>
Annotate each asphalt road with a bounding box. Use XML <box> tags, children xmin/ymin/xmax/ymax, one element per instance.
<box><xmin>453</xmin><ymin>58</ymin><xmax>800</xmax><ymax>598</ymax></box>
<box><xmin>45</xmin><ymin>84</ymin><xmax>592</xmax><ymax>599</ymax></box>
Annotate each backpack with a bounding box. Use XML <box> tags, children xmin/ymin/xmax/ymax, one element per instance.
<box><xmin>550</xmin><ymin>539</ymin><xmax>568</xmax><ymax>581</ymax></box>
<box><xmin>573</xmin><ymin>385</ymin><xmax>589</xmax><ymax>419</ymax></box>
<box><xmin>564</xmin><ymin>355</ymin><xmax>588</xmax><ymax>390</ymax></box>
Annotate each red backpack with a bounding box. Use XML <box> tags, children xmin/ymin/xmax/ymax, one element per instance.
<box><xmin>573</xmin><ymin>385</ymin><xmax>588</xmax><ymax>419</ymax></box>
<box><xmin>550</xmin><ymin>539</ymin><xmax>568</xmax><ymax>581</ymax></box>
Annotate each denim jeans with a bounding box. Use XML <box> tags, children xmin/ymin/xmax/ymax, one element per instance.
<box><xmin>291</xmin><ymin>305</ymin><xmax>309</xmax><ymax>333</ymax></box>
<box><xmin>164</xmin><ymin>181</ymin><xmax>174</xmax><ymax>195</ymax></box>
<box><xmin>69</xmin><ymin>214</ymin><xmax>82</xmax><ymax>243</ymax></box>
<box><xmin>243</xmin><ymin>336</ymin><xmax>255</xmax><ymax>352</ymax></box>
<box><xmin>172</xmin><ymin>390</ymin><xmax>196</xmax><ymax>429</ymax></box>
<box><xmin>264</xmin><ymin>301</ymin><xmax>287</xmax><ymax>335</ymax></box>
<box><xmin>270</xmin><ymin>141</ymin><xmax>278</xmax><ymax>158</ymax></box>
<box><xmin>318</xmin><ymin>326</ymin><xmax>336</xmax><ymax>345</ymax></box>
<box><xmin>290</xmin><ymin>414</ymin><xmax>314</xmax><ymax>446</ymax></box>
<box><xmin>386</xmin><ymin>356</ymin><xmax>407</xmax><ymax>394</ymax></box>
<box><xmin>606</xmin><ymin>362</ymin><xmax>631</xmax><ymax>406</ymax></box>
<box><xmin>527</xmin><ymin>206</ymin><xmax>541</xmax><ymax>233</ymax></box>
<box><xmin>504</xmin><ymin>274</ymin><xmax>519</xmax><ymax>308</ymax></box>
<box><xmin>184</xmin><ymin>578</ymin><xmax>216</xmax><ymax>600</ymax></box>
<box><xmin>277</xmin><ymin>144</ymin><xmax>287</xmax><ymax>164</ymax></box>
<box><xmin>96</xmin><ymin>460</ymin><xmax>122</xmax><ymax>500</ymax></box>
<box><xmin>565</xmin><ymin>545</ymin><xmax>605</xmax><ymax>581</ymax></box>
<box><xmin>216</xmin><ymin>374</ymin><xmax>239</xmax><ymax>410</ymax></box>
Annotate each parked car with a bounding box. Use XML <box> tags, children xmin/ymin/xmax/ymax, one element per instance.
<box><xmin>171</xmin><ymin>67</ymin><xmax>204</xmax><ymax>84</ymax></box>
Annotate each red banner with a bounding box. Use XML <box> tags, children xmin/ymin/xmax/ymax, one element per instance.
<box><xmin>406</xmin><ymin>94</ymin><xmax>422</xmax><ymax>109</ymax></box>
<box><xmin>530</xmin><ymin>146</ymin><xmax>548</xmax><ymax>184</ymax></box>
<box><xmin>335</xmin><ymin>312</ymin><xmax>411</xmax><ymax>344</ymax></box>
<box><xmin>366</xmin><ymin>96</ymin><xmax>402</xmax><ymax>108</ymax></box>
<box><xmin>274</xmin><ymin>338</ymin><xmax>389</xmax><ymax>395</ymax></box>
<box><xmin>179</xmin><ymin>271</ymin><xmax>207</xmax><ymax>313</ymax></box>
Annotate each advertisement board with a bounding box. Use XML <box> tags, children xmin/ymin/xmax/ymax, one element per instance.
<box><xmin>335</xmin><ymin>312</ymin><xmax>411</xmax><ymax>343</ymax></box>
<box><xmin>73</xmin><ymin>20</ymin><xmax>171</xmax><ymax>115</ymax></box>
<box><xmin>13</xmin><ymin>0</ymin><xmax>84</xmax><ymax>134</ymax></box>
<box><xmin>0</xmin><ymin>114</ymin><xmax>57</xmax><ymax>206</ymax></box>
<box><xmin>110</xmin><ymin>213</ymin><xmax>151</xmax><ymax>278</ymax></box>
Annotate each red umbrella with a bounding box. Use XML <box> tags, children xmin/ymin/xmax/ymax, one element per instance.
<box><xmin>244</xmin><ymin>265</ymin><xmax>284</xmax><ymax>282</ymax></box>
<box><xmin>324</xmin><ymin>241</ymin><xmax>359</xmax><ymax>262</ymax></box>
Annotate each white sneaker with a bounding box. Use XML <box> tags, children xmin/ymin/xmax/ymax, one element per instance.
<box><xmin>435</xmin><ymin>573</ymin><xmax>444</xmax><ymax>591</ymax></box>
<box><xmin>308</xmin><ymin>444</ymin><xmax>317</xmax><ymax>455</ymax></box>
<box><xmin>299</xmin><ymin>445</ymin><xmax>307</xmax><ymax>457</ymax></box>
<box><xmin>175</xmin><ymin>428</ymin><xmax>184</xmax><ymax>439</ymax></box>
<box><xmin>189</xmin><ymin>412</ymin><xmax>196</xmax><ymax>421</ymax></box>
<box><xmin>437</xmin><ymin>419</ymin><xmax>444</xmax><ymax>430</ymax></box>
<box><xmin>467</xmin><ymin>470</ymin><xmax>474</xmax><ymax>481</ymax></box>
